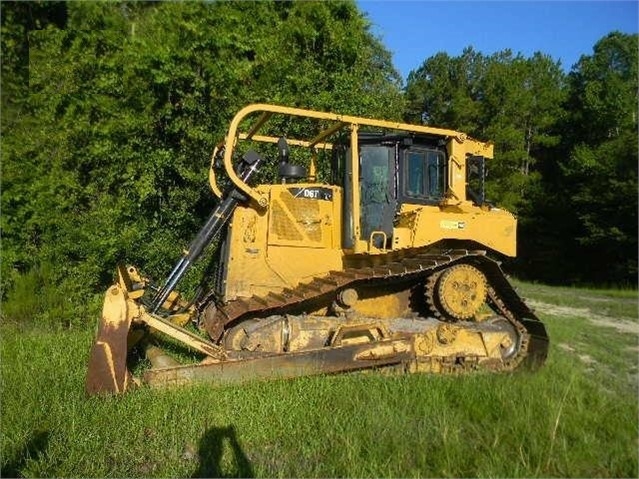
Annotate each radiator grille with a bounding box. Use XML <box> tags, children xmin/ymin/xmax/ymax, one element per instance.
<box><xmin>270</xmin><ymin>190</ymin><xmax>322</xmax><ymax>243</ymax></box>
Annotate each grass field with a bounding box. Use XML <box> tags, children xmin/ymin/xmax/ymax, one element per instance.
<box><xmin>1</xmin><ymin>281</ymin><xmax>637</xmax><ymax>478</ymax></box>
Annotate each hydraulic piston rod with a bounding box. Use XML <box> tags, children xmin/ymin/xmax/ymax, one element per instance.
<box><xmin>150</xmin><ymin>151</ymin><xmax>263</xmax><ymax>313</ymax></box>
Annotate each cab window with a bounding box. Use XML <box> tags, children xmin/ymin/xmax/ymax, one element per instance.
<box><xmin>403</xmin><ymin>148</ymin><xmax>445</xmax><ymax>201</ymax></box>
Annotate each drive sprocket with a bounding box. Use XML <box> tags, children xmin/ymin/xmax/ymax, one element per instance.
<box><xmin>427</xmin><ymin>263</ymin><xmax>488</xmax><ymax>321</ymax></box>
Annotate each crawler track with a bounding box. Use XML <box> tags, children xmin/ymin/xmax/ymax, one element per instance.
<box><xmin>200</xmin><ymin>248</ymin><xmax>549</xmax><ymax>372</ymax></box>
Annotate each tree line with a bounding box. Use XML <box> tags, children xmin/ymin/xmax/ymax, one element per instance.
<box><xmin>1</xmin><ymin>1</ymin><xmax>636</xmax><ymax>327</ymax></box>
<box><xmin>404</xmin><ymin>36</ymin><xmax>637</xmax><ymax>285</ymax></box>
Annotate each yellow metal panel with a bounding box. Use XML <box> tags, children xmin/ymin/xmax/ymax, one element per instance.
<box><xmin>224</xmin><ymin>204</ymin><xmax>289</xmax><ymax>300</ymax></box>
<box><xmin>399</xmin><ymin>204</ymin><xmax>517</xmax><ymax>257</ymax></box>
<box><xmin>266</xmin><ymin>246</ymin><xmax>343</xmax><ymax>287</ymax></box>
<box><xmin>224</xmin><ymin>184</ymin><xmax>344</xmax><ymax>300</ymax></box>
<box><xmin>391</xmin><ymin>227</ymin><xmax>413</xmax><ymax>249</ymax></box>
<box><xmin>350</xmin><ymin>289</ymin><xmax>412</xmax><ymax>318</ymax></box>
<box><xmin>446</xmin><ymin>139</ymin><xmax>466</xmax><ymax>202</ymax></box>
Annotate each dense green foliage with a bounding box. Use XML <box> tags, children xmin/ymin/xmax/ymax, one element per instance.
<box><xmin>1</xmin><ymin>1</ymin><xmax>403</xmax><ymax>327</ymax></box>
<box><xmin>1</xmin><ymin>282</ymin><xmax>637</xmax><ymax>477</ymax></box>
<box><xmin>1</xmin><ymin>2</ymin><xmax>637</xmax><ymax>329</ymax></box>
<box><xmin>405</xmin><ymin>33</ymin><xmax>638</xmax><ymax>285</ymax></box>
<box><xmin>557</xmin><ymin>32</ymin><xmax>638</xmax><ymax>283</ymax></box>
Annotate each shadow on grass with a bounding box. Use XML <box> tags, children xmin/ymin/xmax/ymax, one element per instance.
<box><xmin>1</xmin><ymin>430</ymin><xmax>50</xmax><ymax>478</ymax></box>
<box><xmin>192</xmin><ymin>425</ymin><xmax>254</xmax><ymax>478</ymax></box>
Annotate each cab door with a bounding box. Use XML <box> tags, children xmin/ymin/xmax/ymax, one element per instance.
<box><xmin>359</xmin><ymin>144</ymin><xmax>396</xmax><ymax>247</ymax></box>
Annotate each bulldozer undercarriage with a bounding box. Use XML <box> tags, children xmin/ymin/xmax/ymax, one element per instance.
<box><xmin>86</xmin><ymin>248</ymin><xmax>548</xmax><ymax>395</ymax></box>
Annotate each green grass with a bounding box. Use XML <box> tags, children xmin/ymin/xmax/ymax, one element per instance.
<box><xmin>1</xmin><ymin>282</ymin><xmax>638</xmax><ymax>478</ymax></box>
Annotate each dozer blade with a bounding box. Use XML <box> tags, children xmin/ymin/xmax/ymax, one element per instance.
<box><xmin>85</xmin><ymin>284</ymin><xmax>133</xmax><ymax>396</ymax></box>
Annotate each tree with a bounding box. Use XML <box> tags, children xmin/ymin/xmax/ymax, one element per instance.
<box><xmin>479</xmin><ymin>51</ymin><xmax>566</xmax><ymax>212</ymax></box>
<box><xmin>558</xmin><ymin>32</ymin><xmax>638</xmax><ymax>284</ymax></box>
<box><xmin>404</xmin><ymin>48</ymin><xmax>566</xmax><ymax>214</ymax></box>
<box><xmin>1</xmin><ymin>0</ymin><xmax>404</xmax><ymax>326</ymax></box>
<box><xmin>404</xmin><ymin>47</ymin><xmax>484</xmax><ymax>133</ymax></box>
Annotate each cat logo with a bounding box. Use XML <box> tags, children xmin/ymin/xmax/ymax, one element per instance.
<box><xmin>289</xmin><ymin>187</ymin><xmax>333</xmax><ymax>201</ymax></box>
<box><xmin>440</xmin><ymin>220</ymin><xmax>466</xmax><ymax>230</ymax></box>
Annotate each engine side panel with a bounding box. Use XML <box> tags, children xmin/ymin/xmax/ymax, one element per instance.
<box><xmin>223</xmin><ymin>184</ymin><xmax>344</xmax><ymax>301</ymax></box>
<box><xmin>394</xmin><ymin>203</ymin><xmax>517</xmax><ymax>257</ymax></box>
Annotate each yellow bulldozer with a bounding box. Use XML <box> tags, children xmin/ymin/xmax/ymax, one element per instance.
<box><xmin>86</xmin><ymin>104</ymin><xmax>548</xmax><ymax>396</ymax></box>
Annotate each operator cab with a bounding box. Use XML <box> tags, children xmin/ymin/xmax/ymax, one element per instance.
<box><xmin>333</xmin><ymin>133</ymin><xmax>447</xmax><ymax>249</ymax></box>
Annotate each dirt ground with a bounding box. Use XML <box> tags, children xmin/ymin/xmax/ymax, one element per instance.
<box><xmin>527</xmin><ymin>299</ymin><xmax>639</xmax><ymax>335</ymax></box>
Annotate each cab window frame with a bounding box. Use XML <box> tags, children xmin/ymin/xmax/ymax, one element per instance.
<box><xmin>399</xmin><ymin>147</ymin><xmax>447</xmax><ymax>205</ymax></box>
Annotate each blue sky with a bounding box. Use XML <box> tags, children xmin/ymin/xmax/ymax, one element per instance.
<box><xmin>358</xmin><ymin>1</ymin><xmax>638</xmax><ymax>80</ymax></box>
